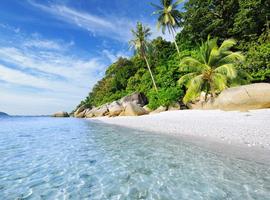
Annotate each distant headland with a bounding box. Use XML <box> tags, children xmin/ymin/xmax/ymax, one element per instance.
<box><xmin>0</xmin><ymin>112</ymin><xmax>9</xmax><ymax>117</ymax></box>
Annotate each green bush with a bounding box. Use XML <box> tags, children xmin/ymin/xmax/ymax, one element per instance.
<box><xmin>243</xmin><ymin>37</ymin><xmax>270</xmax><ymax>82</ymax></box>
<box><xmin>147</xmin><ymin>87</ymin><xmax>183</xmax><ymax>110</ymax></box>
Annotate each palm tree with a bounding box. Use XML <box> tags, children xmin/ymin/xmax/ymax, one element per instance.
<box><xmin>151</xmin><ymin>0</ymin><xmax>183</xmax><ymax>56</ymax></box>
<box><xmin>129</xmin><ymin>22</ymin><xmax>158</xmax><ymax>92</ymax></box>
<box><xmin>178</xmin><ymin>36</ymin><xmax>245</xmax><ymax>104</ymax></box>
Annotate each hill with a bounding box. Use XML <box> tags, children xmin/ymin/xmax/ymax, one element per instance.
<box><xmin>0</xmin><ymin>112</ymin><xmax>9</xmax><ymax>117</ymax></box>
<box><xmin>76</xmin><ymin>0</ymin><xmax>270</xmax><ymax>111</ymax></box>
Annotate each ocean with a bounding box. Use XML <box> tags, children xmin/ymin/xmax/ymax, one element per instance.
<box><xmin>0</xmin><ymin>117</ymin><xmax>269</xmax><ymax>199</ymax></box>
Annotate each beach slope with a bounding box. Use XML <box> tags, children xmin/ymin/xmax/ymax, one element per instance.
<box><xmin>91</xmin><ymin>109</ymin><xmax>270</xmax><ymax>163</ymax></box>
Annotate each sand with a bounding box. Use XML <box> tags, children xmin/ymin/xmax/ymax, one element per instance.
<box><xmin>90</xmin><ymin>109</ymin><xmax>270</xmax><ymax>163</ymax></box>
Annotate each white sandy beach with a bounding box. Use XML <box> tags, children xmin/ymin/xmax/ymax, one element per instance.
<box><xmin>91</xmin><ymin>109</ymin><xmax>270</xmax><ymax>163</ymax></box>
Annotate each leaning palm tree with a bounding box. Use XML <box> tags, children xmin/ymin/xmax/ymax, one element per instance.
<box><xmin>178</xmin><ymin>36</ymin><xmax>245</xmax><ymax>104</ymax></box>
<box><xmin>151</xmin><ymin>0</ymin><xmax>183</xmax><ymax>56</ymax></box>
<box><xmin>129</xmin><ymin>22</ymin><xmax>158</xmax><ymax>92</ymax></box>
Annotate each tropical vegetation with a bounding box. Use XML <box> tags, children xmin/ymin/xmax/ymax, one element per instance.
<box><xmin>129</xmin><ymin>22</ymin><xmax>158</xmax><ymax>92</ymax></box>
<box><xmin>178</xmin><ymin>36</ymin><xmax>245</xmax><ymax>103</ymax></box>
<box><xmin>76</xmin><ymin>0</ymin><xmax>270</xmax><ymax>110</ymax></box>
<box><xmin>151</xmin><ymin>0</ymin><xmax>183</xmax><ymax>56</ymax></box>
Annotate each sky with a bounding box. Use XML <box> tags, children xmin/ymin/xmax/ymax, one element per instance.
<box><xmin>0</xmin><ymin>0</ymin><xmax>179</xmax><ymax>115</ymax></box>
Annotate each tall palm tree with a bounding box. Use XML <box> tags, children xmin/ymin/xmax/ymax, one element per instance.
<box><xmin>178</xmin><ymin>36</ymin><xmax>245</xmax><ymax>104</ymax></box>
<box><xmin>129</xmin><ymin>22</ymin><xmax>158</xmax><ymax>92</ymax></box>
<box><xmin>151</xmin><ymin>0</ymin><xmax>183</xmax><ymax>56</ymax></box>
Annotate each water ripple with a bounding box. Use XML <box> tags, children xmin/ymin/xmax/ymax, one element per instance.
<box><xmin>0</xmin><ymin>117</ymin><xmax>269</xmax><ymax>199</ymax></box>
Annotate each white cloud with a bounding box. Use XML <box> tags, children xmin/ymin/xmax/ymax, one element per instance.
<box><xmin>0</xmin><ymin>47</ymin><xmax>105</xmax><ymax>87</ymax></box>
<box><xmin>0</xmin><ymin>39</ymin><xmax>107</xmax><ymax>115</ymax></box>
<box><xmin>0</xmin><ymin>2</ymin><xmax>176</xmax><ymax>115</ymax></box>
<box><xmin>24</xmin><ymin>39</ymin><xmax>62</xmax><ymax>50</ymax></box>
<box><xmin>27</xmin><ymin>1</ymin><xmax>173</xmax><ymax>42</ymax></box>
<box><xmin>22</xmin><ymin>33</ymin><xmax>75</xmax><ymax>51</ymax></box>
<box><xmin>102</xmin><ymin>50</ymin><xmax>131</xmax><ymax>63</ymax></box>
<box><xmin>0</xmin><ymin>23</ymin><xmax>21</xmax><ymax>34</ymax></box>
<box><xmin>28</xmin><ymin>1</ymin><xmax>131</xmax><ymax>41</ymax></box>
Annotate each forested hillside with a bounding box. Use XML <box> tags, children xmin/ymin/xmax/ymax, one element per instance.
<box><xmin>77</xmin><ymin>0</ymin><xmax>270</xmax><ymax>110</ymax></box>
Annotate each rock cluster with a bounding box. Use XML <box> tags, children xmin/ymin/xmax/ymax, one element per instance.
<box><xmin>188</xmin><ymin>83</ymin><xmax>270</xmax><ymax>111</ymax></box>
<box><xmin>73</xmin><ymin>92</ymin><xmax>181</xmax><ymax>118</ymax></box>
<box><xmin>59</xmin><ymin>83</ymin><xmax>270</xmax><ymax>118</ymax></box>
<box><xmin>74</xmin><ymin>92</ymin><xmax>152</xmax><ymax>118</ymax></box>
<box><xmin>52</xmin><ymin>111</ymin><xmax>69</xmax><ymax>117</ymax></box>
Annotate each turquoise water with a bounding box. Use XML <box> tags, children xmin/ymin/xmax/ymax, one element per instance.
<box><xmin>0</xmin><ymin>117</ymin><xmax>270</xmax><ymax>200</ymax></box>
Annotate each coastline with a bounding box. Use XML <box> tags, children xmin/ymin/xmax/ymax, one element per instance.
<box><xmin>89</xmin><ymin>109</ymin><xmax>270</xmax><ymax>164</ymax></box>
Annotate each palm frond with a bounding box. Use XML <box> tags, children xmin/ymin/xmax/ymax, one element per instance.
<box><xmin>151</xmin><ymin>0</ymin><xmax>182</xmax><ymax>35</ymax></box>
<box><xmin>150</xmin><ymin>3</ymin><xmax>163</xmax><ymax>11</ymax></box>
<box><xmin>183</xmin><ymin>75</ymin><xmax>204</xmax><ymax>104</ymax></box>
<box><xmin>179</xmin><ymin>36</ymin><xmax>245</xmax><ymax>104</ymax></box>
<box><xmin>214</xmin><ymin>64</ymin><xmax>237</xmax><ymax>79</ymax></box>
<box><xmin>152</xmin><ymin>10</ymin><xmax>164</xmax><ymax>15</ymax></box>
<box><xmin>174</xmin><ymin>0</ymin><xmax>184</xmax><ymax>6</ymax></box>
<box><xmin>129</xmin><ymin>22</ymin><xmax>151</xmax><ymax>57</ymax></box>
<box><xmin>219</xmin><ymin>38</ymin><xmax>237</xmax><ymax>52</ymax></box>
<box><xmin>177</xmin><ymin>72</ymin><xmax>198</xmax><ymax>86</ymax></box>
<box><xmin>164</xmin><ymin>0</ymin><xmax>173</xmax><ymax>7</ymax></box>
<box><xmin>208</xmin><ymin>46</ymin><xmax>219</xmax><ymax>66</ymax></box>
<box><xmin>211</xmin><ymin>73</ymin><xmax>227</xmax><ymax>92</ymax></box>
<box><xmin>216</xmin><ymin>52</ymin><xmax>245</xmax><ymax>66</ymax></box>
<box><xmin>204</xmin><ymin>37</ymin><xmax>218</xmax><ymax>63</ymax></box>
<box><xmin>180</xmin><ymin>57</ymin><xmax>209</xmax><ymax>72</ymax></box>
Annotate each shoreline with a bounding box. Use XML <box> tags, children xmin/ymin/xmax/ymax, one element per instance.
<box><xmin>89</xmin><ymin>109</ymin><xmax>270</xmax><ymax>164</ymax></box>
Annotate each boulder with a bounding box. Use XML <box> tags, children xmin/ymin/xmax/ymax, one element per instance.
<box><xmin>143</xmin><ymin>105</ymin><xmax>152</xmax><ymax>112</ymax></box>
<box><xmin>85</xmin><ymin>109</ymin><xmax>94</xmax><ymax>118</ymax></box>
<box><xmin>120</xmin><ymin>102</ymin><xmax>148</xmax><ymax>116</ymax></box>
<box><xmin>187</xmin><ymin>102</ymin><xmax>203</xmax><ymax>109</ymax></box>
<box><xmin>94</xmin><ymin>105</ymin><xmax>109</xmax><ymax>117</ymax></box>
<box><xmin>168</xmin><ymin>103</ymin><xmax>181</xmax><ymax>111</ymax></box>
<box><xmin>108</xmin><ymin>101</ymin><xmax>123</xmax><ymax>117</ymax></box>
<box><xmin>187</xmin><ymin>91</ymin><xmax>216</xmax><ymax>110</ymax></box>
<box><xmin>119</xmin><ymin>92</ymin><xmax>148</xmax><ymax>107</ymax></box>
<box><xmin>52</xmin><ymin>111</ymin><xmax>69</xmax><ymax>117</ymax></box>
<box><xmin>187</xmin><ymin>97</ymin><xmax>218</xmax><ymax>110</ymax></box>
<box><xmin>203</xmin><ymin>98</ymin><xmax>218</xmax><ymax>110</ymax></box>
<box><xmin>85</xmin><ymin>107</ymin><xmax>97</xmax><ymax>118</ymax></box>
<box><xmin>75</xmin><ymin>109</ymin><xmax>86</xmax><ymax>118</ymax></box>
<box><xmin>74</xmin><ymin>105</ymin><xmax>86</xmax><ymax>118</ymax></box>
<box><xmin>150</xmin><ymin>106</ymin><xmax>167</xmax><ymax>114</ymax></box>
<box><xmin>216</xmin><ymin>83</ymin><xmax>270</xmax><ymax>111</ymax></box>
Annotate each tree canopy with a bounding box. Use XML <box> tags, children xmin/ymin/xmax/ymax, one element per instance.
<box><xmin>76</xmin><ymin>0</ymin><xmax>270</xmax><ymax>110</ymax></box>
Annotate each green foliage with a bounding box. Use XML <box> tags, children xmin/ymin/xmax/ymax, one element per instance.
<box><xmin>126</xmin><ymin>68</ymin><xmax>153</xmax><ymax>94</ymax></box>
<box><xmin>151</xmin><ymin>0</ymin><xmax>183</xmax><ymax>34</ymax></box>
<box><xmin>148</xmin><ymin>87</ymin><xmax>183</xmax><ymax>109</ymax></box>
<box><xmin>105</xmin><ymin>57</ymin><xmax>137</xmax><ymax>90</ymax></box>
<box><xmin>241</xmin><ymin>33</ymin><xmax>270</xmax><ymax>82</ymax></box>
<box><xmin>149</xmin><ymin>37</ymin><xmax>175</xmax><ymax>65</ymax></box>
<box><xmin>179</xmin><ymin>36</ymin><xmax>246</xmax><ymax>104</ymax></box>
<box><xmin>129</xmin><ymin>22</ymin><xmax>151</xmax><ymax>57</ymax></box>
<box><xmin>129</xmin><ymin>22</ymin><xmax>158</xmax><ymax>91</ymax></box>
<box><xmin>180</xmin><ymin>0</ymin><xmax>239</xmax><ymax>43</ymax></box>
<box><xmin>231</xmin><ymin>0</ymin><xmax>270</xmax><ymax>40</ymax></box>
<box><xmin>151</xmin><ymin>0</ymin><xmax>183</xmax><ymax>55</ymax></box>
<box><xmin>77</xmin><ymin>0</ymin><xmax>270</xmax><ymax>110</ymax></box>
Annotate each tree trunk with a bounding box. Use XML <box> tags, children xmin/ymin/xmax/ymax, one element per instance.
<box><xmin>171</xmin><ymin>30</ymin><xmax>180</xmax><ymax>57</ymax></box>
<box><xmin>143</xmin><ymin>55</ymin><xmax>158</xmax><ymax>92</ymax></box>
<box><xmin>210</xmin><ymin>84</ymin><xmax>216</xmax><ymax>98</ymax></box>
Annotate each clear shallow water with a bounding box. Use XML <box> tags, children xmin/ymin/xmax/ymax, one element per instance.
<box><xmin>0</xmin><ymin>117</ymin><xmax>270</xmax><ymax>200</ymax></box>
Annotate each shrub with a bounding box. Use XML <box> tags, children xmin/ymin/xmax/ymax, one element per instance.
<box><xmin>147</xmin><ymin>87</ymin><xmax>183</xmax><ymax>110</ymax></box>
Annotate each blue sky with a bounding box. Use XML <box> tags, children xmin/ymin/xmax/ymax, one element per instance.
<box><xmin>0</xmin><ymin>0</ymin><xmax>178</xmax><ymax>115</ymax></box>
